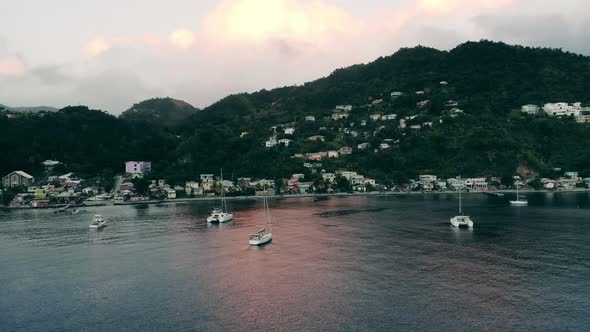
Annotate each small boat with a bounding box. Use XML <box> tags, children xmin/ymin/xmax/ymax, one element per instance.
<box><xmin>510</xmin><ymin>182</ymin><xmax>528</xmax><ymax>206</ymax></box>
<box><xmin>249</xmin><ymin>194</ymin><xmax>273</xmax><ymax>246</ymax></box>
<box><xmin>249</xmin><ymin>228</ymin><xmax>272</xmax><ymax>246</ymax></box>
<box><xmin>89</xmin><ymin>215</ymin><xmax>106</xmax><ymax>228</ymax></box>
<box><xmin>206</xmin><ymin>169</ymin><xmax>233</xmax><ymax>223</ymax></box>
<box><xmin>71</xmin><ymin>209</ymin><xmax>80</xmax><ymax>215</ymax></box>
<box><xmin>450</xmin><ymin>178</ymin><xmax>473</xmax><ymax>228</ymax></box>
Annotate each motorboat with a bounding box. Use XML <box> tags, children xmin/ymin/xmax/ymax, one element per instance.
<box><xmin>89</xmin><ymin>215</ymin><xmax>106</xmax><ymax>228</ymax></box>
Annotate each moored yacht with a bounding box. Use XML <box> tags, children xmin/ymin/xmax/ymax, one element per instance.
<box><xmin>249</xmin><ymin>194</ymin><xmax>273</xmax><ymax>245</ymax></box>
<box><xmin>510</xmin><ymin>182</ymin><xmax>528</xmax><ymax>206</ymax></box>
<box><xmin>450</xmin><ymin>178</ymin><xmax>474</xmax><ymax>228</ymax></box>
<box><xmin>207</xmin><ymin>169</ymin><xmax>233</xmax><ymax>223</ymax></box>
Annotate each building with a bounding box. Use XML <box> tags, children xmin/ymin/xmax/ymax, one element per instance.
<box><xmin>278</xmin><ymin>139</ymin><xmax>293</xmax><ymax>146</ymax></box>
<box><xmin>357</xmin><ymin>142</ymin><xmax>371</xmax><ymax>150</ymax></box>
<box><xmin>2</xmin><ymin>171</ymin><xmax>34</xmax><ymax>188</ymax></box>
<box><xmin>379</xmin><ymin>143</ymin><xmax>391</xmax><ymax>150</ymax></box>
<box><xmin>166</xmin><ymin>189</ymin><xmax>177</xmax><ymax>199</ymax></box>
<box><xmin>265</xmin><ymin>136</ymin><xmax>278</xmax><ymax>148</ymax></box>
<box><xmin>419</xmin><ymin>175</ymin><xmax>437</xmax><ymax>183</ymax></box>
<box><xmin>328</xmin><ymin>150</ymin><xmax>340</xmax><ymax>158</ymax></box>
<box><xmin>335</xmin><ymin>105</ymin><xmax>352</xmax><ymax>112</ymax></box>
<box><xmin>120</xmin><ymin>182</ymin><xmax>135</xmax><ymax>191</ymax></box>
<box><xmin>42</xmin><ymin>160</ymin><xmax>60</xmax><ymax>168</ymax></box>
<box><xmin>417</xmin><ymin>100</ymin><xmax>430</xmax><ymax>107</ymax></box>
<box><xmin>339</xmin><ymin>146</ymin><xmax>353</xmax><ymax>155</ymax></box>
<box><xmin>381</xmin><ymin>114</ymin><xmax>397</xmax><ymax>121</ymax></box>
<box><xmin>200</xmin><ymin>174</ymin><xmax>214</xmax><ymax>182</ymax></box>
<box><xmin>372</xmin><ymin>99</ymin><xmax>384</xmax><ymax>105</ymax></box>
<box><xmin>240</xmin><ymin>132</ymin><xmax>249</xmax><ymax>138</ymax></box>
<box><xmin>284</xmin><ymin>127</ymin><xmax>295</xmax><ymax>135</ymax></box>
<box><xmin>440</xmin><ymin>81</ymin><xmax>448</xmax><ymax>85</ymax></box>
<box><xmin>543</xmin><ymin>102</ymin><xmax>582</xmax><ymax>117</ymax></box>
<box><xmin>331</xmin><ymin>113</ymin><xmax>350</xmax><ymax>120</ymax></box>
<box><xmin>370</xmin><ymin>114</ymin><xmax>381</xmax><ymax>121</ymax></box>
<box><xmin>308</xmin><ymin>135</ymin><xmax>326</xmax><ymax>142</ymax></box>
<box><xmin>125</xmin><ymin>161</ymin><xmax>152</xmax><ymax>174</ymax></box>
<box><xmin>521</xmin><ymin>104</ymin><xmax>540</xmax><ymax>115</ymax></box>
<box><xmin>305</xmin><ymin>115</ymin><xmax>315</xmax><ymax>122</ymax></box>
<box><xmin>391</xmin><ymin>91</ymin><xmax>404</xmax><ymax>98</ymax></box>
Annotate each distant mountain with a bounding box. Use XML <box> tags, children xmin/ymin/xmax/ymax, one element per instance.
<box><xmin>0</xmin><ymin>104</ymin><xmax>59</xmax><ymax>113</ymax></box>
<box><xmin>120</xmin><ymin>97</ymin><xmax>199</xmax><ymax>128</ymax></box>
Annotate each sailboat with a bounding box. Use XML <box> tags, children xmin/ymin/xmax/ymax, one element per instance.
<box><xmin>207</xmin><ymin>169</ymin><xmax>234</xmax><ymax>223</ymax></box>
<box><xmin>89</xmin><ymin>215</ymin><xmax>106</xmax><ymax>229</ymax></box>
<box><xmin>249</xmin><ymin>194</ymin><xmax>273</xmax><ymax>245</ymax></box>
<box><xmin>450</xmin><ymin>179</ymin><xmax>474</xmax><ymax>228</ymax></box>
<box><xmin>510</xmin><ymin>181</ymin><xmax>528</xmax><ymax>206</ymax></box>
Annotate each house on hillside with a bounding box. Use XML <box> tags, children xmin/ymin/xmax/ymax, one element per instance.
<box><xmin>391</xmin><ymin>91</ymin><xmax>404</xmax><ymax>98</ymax></box>
<box><xmin>2</xmin><ymin>171</ymin><xmax>34</xmax><ymax>188</ymax></box>
<box><xmin>543</xmin><ymin>102</ymin><xmax>582</xmax><ymax>117</ymax></box>
<box><xmin>335</xmin><ymin>105</ymin><xmax>352</xmax><ymax>112</ymax></box>
<box><xmin>200</xmin><ymin>174</ymin><xmax>214</xmax><ymax>182</ymax></box>
<box><xmin>339</xmin><ymin>147</ymin><xmax>353</xmax><ymax>155</ymax></box>
<box><xmin>521</xmin><ymin>104</ymin><xmax>540</xmax><ymax>115</ymax></box>
<box><xmin>279</xmin><ymin>139</ymin><xmax>293</xmax><ymax>146</ymax></box>
<box><xmin>284</xmin><ymin>127</ymin><xmax>295</xmax><ymax>135</ymax></box>
<box><xmin>382</xmin><ymin>114</ymin><xmax>397</xmax><ymax>121</ymax></box>
<box><xmin>308</xmin><ymin>135</ymin><xmax>326</xmax><ymax>142</ymax></box>
<box><xmin>370</xmin><ymin>114</ymin><xmax>381</xmax><ymax>121</ymax></box>
<box><xmin>328</xmin><ymin>150</ymin><xmax>340</xmax><ymax>158</ymax></box>
<box><xmin>305</xmin><ymin>115</ymin><xmax>315</xmax><ymax>122</ymax></box>
<box><xmin>265</xmin><ymin>136</ymin><xmax>278</xmax><ymax>148</ymax></box>
<box><xmin>125</xmin><ymin>161</ymin><xmax>152</xmax><ymax>174</ymax></box>
<box><xmin>357</xmin><ymin>142</ymin><xmax>371</xmax><ymax>150</ymax></box>
<box><xmin>332</xmin><ymin>113</ymin><xmax>350</xmax><ymax>120</ymax></box>
<box><xmin>372</xmin><ymin>99</ymin><xmax>384</xmax><ymax>105</ymax></box>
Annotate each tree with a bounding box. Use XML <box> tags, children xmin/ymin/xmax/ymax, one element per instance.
<box><xmin>334</xmin><ymin>175</ymin><xmax>352</xmax><ymax>193</ymax></box>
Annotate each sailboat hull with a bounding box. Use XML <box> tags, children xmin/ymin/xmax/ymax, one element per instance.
<box><xmin>249</xmin><ymin>233</ymin><xmax>272</xmax><ymax>245</ymax></box>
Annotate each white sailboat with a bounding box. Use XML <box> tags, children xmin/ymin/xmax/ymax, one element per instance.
<box><xmin>89</xmin><ymin>215</ymin><xmax>106</xmax><ymax>228</ymax></box>
<box><xmin>450</xmin><ymin>179</ymin><xmax>474</xmax><ymax>228</ymax></box>
<box><xmin>510</xmin><ymin>181</ymin><xmax>528</xmax><ymax>206</ymax></box>
<box><xmin>207</xmin><ymin>169</ymin><xmax>234</xmax><ymax>223</ymax></box>
<box><xmin>249</xmin><ymin>195</ymin><xmax>273</xmax><ymax>245</ymax></box>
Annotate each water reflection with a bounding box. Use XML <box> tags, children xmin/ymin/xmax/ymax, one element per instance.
<box><xmin>451</xmin><ymin>225</ymin><xmax>474</xmax><ymax>242</ymax></box>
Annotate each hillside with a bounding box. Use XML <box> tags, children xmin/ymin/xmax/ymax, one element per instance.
<box><xmin>2</xmin><ymin>40</ymin><xmax>590</xmax><ymax>185</ymax></box>
<box><xmin>120</xmin><ymin>97</ymin><xmax>199</xmax><ymax>128</ymax></box>
<box><xmin>0</xmin><ymin>104</ymin><xmax>59</xmax><ymax>113</ymax></box>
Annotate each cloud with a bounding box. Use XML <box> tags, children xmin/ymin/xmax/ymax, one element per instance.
<box><xmin>202</xmin><ymin>0</ymin><xmax>361</xmax><ymax>44</ymax></box>
<box><xmin>169</xmin><ymin>28</ymin><xmax>196</xmax><ymax>49</ymax></box>
<box><xmin>0</xmin><ymin>0</ymin><xmax>588</xmax><ymax>114</ymax></box>
<box><xmin>0</xmin><ymin>59</ymin><xmax>25</xmax><ymax>75</ymax></box>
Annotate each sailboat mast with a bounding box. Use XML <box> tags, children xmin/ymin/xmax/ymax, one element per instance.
<box><xmin>220</xmin><ymin>168</ymin><xmax>226</xmax><ymax>212</ymax></box>
<box><xmin>459</xmin><ymin>183</ymin><xmax>462</xmax><ymax>214</ymax></box>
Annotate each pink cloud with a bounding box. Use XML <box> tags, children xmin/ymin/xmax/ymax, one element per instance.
<box><xmin>0</xmin><ymin>59</ymin><xmax>25</xmax><ymax>75</ymax></box>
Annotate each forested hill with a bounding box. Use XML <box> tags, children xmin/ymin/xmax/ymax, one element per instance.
<box><xmin>2</xmin><ymin>40</ymin><xmax>590</xmax><ymax>185</ymax></box>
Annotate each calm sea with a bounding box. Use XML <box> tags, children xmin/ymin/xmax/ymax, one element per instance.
<box><xmin>1</xmin><ymin>193</ymin><xmax>589</xmax><ymax>331</ymax></box>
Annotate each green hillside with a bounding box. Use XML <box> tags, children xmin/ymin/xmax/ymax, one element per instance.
<box><xmin>2</xmin><ymin>40</ymin><xmax>590</xmax><ymax>185</ymax></box>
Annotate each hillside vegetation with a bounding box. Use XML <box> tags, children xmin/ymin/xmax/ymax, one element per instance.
<box><xmin>2</xmin><ymin>40</ymin><xmax>590</xmax><ymax>185</ymax></box>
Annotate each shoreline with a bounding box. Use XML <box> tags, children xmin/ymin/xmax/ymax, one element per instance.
<box><xmin>2</xmin><ymin>188</ymin><xmax>589</xmax><ymax>211</ymax></box>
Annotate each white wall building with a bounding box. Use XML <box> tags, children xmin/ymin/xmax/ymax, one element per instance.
<box><xmin>543</xmin><ymin>102</ymin><xmax>582</xmax><ymax>117</ymax></box>
<box><xmin>521</xmin><ymin>104</ymin><xmax>540</xmax><ymax>115</ymax></box>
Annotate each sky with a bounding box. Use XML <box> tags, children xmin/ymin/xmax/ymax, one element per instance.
<box><xmin>0</xmin><ymin>0</ymin><xmax>588</xmax><ymax>114</ymax></box>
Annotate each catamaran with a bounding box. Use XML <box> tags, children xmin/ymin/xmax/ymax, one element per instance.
<box><xmin>89</xmin><ymin>215</ymin><xmax>106</xmax><ymax>228</ymax></box>
<box><xmin>450</xmin><ymin>180</ymin><xmax>474</xmax><ymax>228</ymax></box>
<box><xmin>207</xmin><ymin>169</ymin><xmax>234</xmax><ymax>223</ymax></box>
<box><xmin>249</xmin><ymin>195</ymin><xmax>273</xmax><ymax>245</ymax></box>
<box><xmin>510</xmin><ymin>181</ymin><xmax>528</xmax><ymax>206</ymax></box>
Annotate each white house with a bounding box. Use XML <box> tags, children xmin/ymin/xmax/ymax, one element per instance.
<box><xmin>370</xmin><ymin>114</ymin><xmax>381</xmax><ymax>121</ymax></box>
<box><xmin>357</xmin><ymin>142</ymin><xmax>371</xmax><ymax>150</ymax></box>
<box><xmin>419</xmin><ymin>175</ymin><xmax>437</xmax><ymax>183</ymax></box>
<box><xmin>335</xmin><ymin>105</ymin><xmax>352</xmax><ymax>112</ymax></box>
<box><xmin>265</xmin><ymin>136</ymin><xmax>278</xmax><ymax>148</ymax></box>
<box><xmin>543</xmin><ymin>102</ymin><xmax>582</xmax><ymax>117</ymax></box>
<box><xmin>278</xmin><ymin>139</ymin><xmax>293</xmax><ymax>146</ymax></box>
<box><xmin>284</xmin><ymin>127</ymin><xmax>295</xmax><ymax>135</ymax></box>
<box><xmin>42</xmin><ymin>160</ymin><xmax>60</xmax><ymax>167</ymax></box>
<box><xmin>328</xmin><ymin>150</ymin><xmax>340</xmax><ymax>158</ymax></box>
<box><xmin>521</xmin><ymin>104</ymin><xmax>540</xmax><ymax>115</ymax></box>
<box><xmin>305</xmin><ymin>115</ymin><xmax>315</xmax><ymax>122</ymax></box>
<box><xmin>391</xmin><ymin>91</ymin><xmax>404</xmax><ymax>98</ymax></box>
<box><xmin>381</xmin><ymin>114</ymin><xmax>397</xmax><ymax>121</ymax></box>
<box><xmin>379</xmin><ymin>143</ymin><xmax>391</xmax><ymax>150</ymax></box>
<box><xmin>200</xmin><ymin>174</ymin><xmax>214</xmax><ymax>182</ymax></box>
<box><xmin>332</xmin><ymin>112</ymin><xmax>350</xmax><ymax>120</ymax></box>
